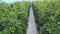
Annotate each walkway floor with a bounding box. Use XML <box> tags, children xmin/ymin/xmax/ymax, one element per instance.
<box><xmin>27</xmin><ymin>5</ymin><xmax>38</xmax><ymax>34</ymax></box>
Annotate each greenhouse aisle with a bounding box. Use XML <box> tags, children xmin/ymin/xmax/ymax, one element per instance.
<box><xmin>27</xmin><ymin>3</ymin><xmax>38</xmax><ymax>34</ymax></box>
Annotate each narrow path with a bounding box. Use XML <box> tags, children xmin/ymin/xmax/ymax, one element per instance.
<box><xmin>27</xmin><ymin>3</ymin><xmax>38</xmax><ymax>34</ymax></box>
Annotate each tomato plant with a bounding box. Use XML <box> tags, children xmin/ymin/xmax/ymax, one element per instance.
<box><xmin>33</xmin><ymin>0</ymin><xmax>60</xmax><ymax>34</ymax></box>
<box><xmin>0</xmin><ymin>2</ymin><xmax>30</xmax><ymax>34</ymax></box>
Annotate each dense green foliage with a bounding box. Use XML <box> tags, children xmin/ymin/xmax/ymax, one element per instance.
<box><xmin>0</xmin><ymin>2</ymin><xmax>29</xmax><ymax>34</ymax></box>
<box><xmin>33</xmin><ymin>0</ymin><xmax>60</xmax><ymax>34</ymax></box>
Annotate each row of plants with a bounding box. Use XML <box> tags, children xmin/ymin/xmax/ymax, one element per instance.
<box><xmin>0</xmin><ymin>2</ymin><xmax>30</xmax><ymax>34</ymax></box>
<box><xmin>33</xmin><ymin>0</ymin><xmax>60</xmax><ymax>34</ymax></box>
